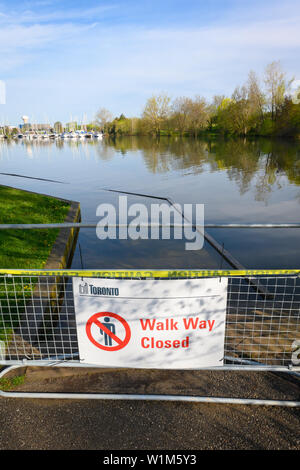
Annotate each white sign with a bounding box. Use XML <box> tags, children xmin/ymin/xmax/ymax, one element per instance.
<box><xmin>73</xmin><ymin>277</ymin><xmax>228</xmax><ymax>369</ymax></box>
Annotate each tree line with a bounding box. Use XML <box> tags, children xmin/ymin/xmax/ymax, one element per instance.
<box><xmin>95</xmin><ymin>61</ymin><xmax>300</xmax><ymax>138</ymax></box>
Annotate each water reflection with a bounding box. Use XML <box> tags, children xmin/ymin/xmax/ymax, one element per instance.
<box><xmin>102</xmin><ymin>136</ymin><xmax>300</xmax><ymax>202</ymax></box>
<box><xmin>1</xmin><ymin>136</ymin><xmax>299</xmax><ymax>200</ymax></box>
<box><xmin>0</xmin><ymin>136</ymin><xmax>299</xmax><ymax>269</ymax></box>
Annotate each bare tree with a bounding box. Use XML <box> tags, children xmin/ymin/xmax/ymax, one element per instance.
<box><xmin>188</xmin><ymin>96</ymin><xmax>209</xmax><ymax>137</ymax></box>
<box><xmin>171</xmin><ymin>96</ymin><xmax>193</xmax><ymax>134</ymax></box>
<box><xmin>264</xmin><ymin>61</ymin><xmax>293</xmax><ymax>121</ymax></box>
<box><xmin>142</xmin><ymin>93</ymin><xmax>171</xmax><ymax>135</ymax></box>
<box><xmin>230</xmin><ymin>86</ymin><xmax>252</xmax><ymax>135</ymax></box>
<box><xmin>95</xmin><ymin>108</ymin><xmax>113</xmax><ymax>130</ymax></box>
<box><xmin>247</xmin><ymin>70</ymin><xmax>265</xmax><ymax>121</ymax></box>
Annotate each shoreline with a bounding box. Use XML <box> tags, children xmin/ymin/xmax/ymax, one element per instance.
<box><xmin>0</xmin><ymin>185</ymin><xmax>81</xmax><ymax>360</ymax></box>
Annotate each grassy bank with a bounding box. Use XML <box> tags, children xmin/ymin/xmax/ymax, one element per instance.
<box><xmin>0</xmin><ymin>186</ymin><xmax>70</xmax><ymax>346</ymax></box>
<box><xmin>0</xmin><ymin>185</ymin><xmax>70</xmax><ymax>269</ymax></box>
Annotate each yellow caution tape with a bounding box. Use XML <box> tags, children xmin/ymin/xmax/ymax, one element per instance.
<box><xmin>0</xmin><ymin>269</ymin><xmax>299</xmax><ymax>278</ymax></box>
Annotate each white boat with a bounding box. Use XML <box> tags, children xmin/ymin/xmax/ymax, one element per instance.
<box><xmin>76</xmin><ymin>132</ymin><xmax>85</xmax><ymax>139</ymax></box>
<box><xmin>68</xmin><ymin>132</ymin><xmax>77</xmax><ymax>138</ymax></box>
<box><xmin>93</xmin><ymin>132</ymin><xmax>103</xmax><ymax>139</ymax></box>
<box><xmin>25</xmin><ymin>133</ymin><xmax>35</xmax><ymax>140</ymax></box>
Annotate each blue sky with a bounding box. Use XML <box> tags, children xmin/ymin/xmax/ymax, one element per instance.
<box><xmin>0</xmin><ymin>0</ymin><xmax>299</xmax><ymax>126</ymax></box>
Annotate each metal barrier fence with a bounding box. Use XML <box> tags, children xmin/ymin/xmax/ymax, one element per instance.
<box><xmin>0</xmin><ymin>268</ymin><xmax>299</xmax><ymax>406</ymax></box>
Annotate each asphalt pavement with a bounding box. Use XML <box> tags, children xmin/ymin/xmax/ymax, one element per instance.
<box><xmin>0</xmin><ymin>367</ymin><xmax>299</xmax><ymax>450</ymax></box>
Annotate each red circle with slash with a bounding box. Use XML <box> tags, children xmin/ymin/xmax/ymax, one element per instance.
<box><xmin>85</xmin><ymin>311</ymin><xmax>131</xmax><ymax>351</ymax></box>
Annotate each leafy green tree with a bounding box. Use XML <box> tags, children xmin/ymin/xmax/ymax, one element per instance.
<box><xmin>54</xmin><ymin>121</ymin><xmax>63</xmax><ymax>133</ymax></box>
<box><xmin>142</xmin><ymin>93</ymin><xmax>171</xmax><ymax>135</ymax></box>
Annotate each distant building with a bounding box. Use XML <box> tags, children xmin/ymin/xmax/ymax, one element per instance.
<box><xmin>66</xmin><ymin>121</ymin><xmax>78</xmax><ymax>132</ymax></box>
<box><xmin>54</xmin><ymin>121</ymin><xmax>63</xmax><ymax>133</ymax></box>
<box><xmin>19</xmin><ymin>123</ymin><xmax>52</xmax><ymax>131</ymax></box>
<box><xmin>19</xmin><ymin>123</ymin><xmax>31</xmax><ymax>130</ymax></box>
<box><xmin>22</xmin><ymin>115</ymin><xmax>29</xmax><ymax>125</ymax></box>
<box><xmin>30</xmin><ymin>123</ymin><xmax>52</xmax><ymax>131</ymax></box>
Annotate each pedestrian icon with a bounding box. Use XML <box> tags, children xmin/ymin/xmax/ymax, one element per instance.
<box><xmin>100</xmin><ymin>317</ymin><xmax>116</xmax><ymax>346</ymax></box>
<box><xmin>85</xmin><ymin>311</ymin><xmax>131</xmax><ymax>352</ymax></box>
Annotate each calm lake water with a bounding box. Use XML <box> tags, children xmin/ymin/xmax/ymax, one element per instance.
<box><xmin>0</xmin><ymin>136</ymin><xmax>299</xmax><ymax>270</ymax></box>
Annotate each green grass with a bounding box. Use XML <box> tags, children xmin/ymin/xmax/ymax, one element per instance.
<box><xmin>0</xmin><ymin>185</ymin><xmax>70</xmax><ymax>269</ymax></box>
<box><xmin>0</xmin><ymin>373</ymin><xmax>26</xmax><ymax>391</ymax></box>
<box><xmin>0</xmin><ymin>186</ymin><xmax>70</xmax><ymax>345</ymax></box>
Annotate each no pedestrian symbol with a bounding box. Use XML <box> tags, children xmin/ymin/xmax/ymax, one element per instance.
<box><xmin>85</xmin><ymin>311</ymin><xmax>131</xmax><ymax>351</ymax></box>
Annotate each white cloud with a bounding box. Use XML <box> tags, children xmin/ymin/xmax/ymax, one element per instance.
<box><xmin>0</xmin><ymin>3</ymin><xmax>117</xmax><ymax>24</ymax></box>
<box><xmin>1</xmin><ymin>1</ymin><xmax>300</xmax><ymax>122</ymax></box>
